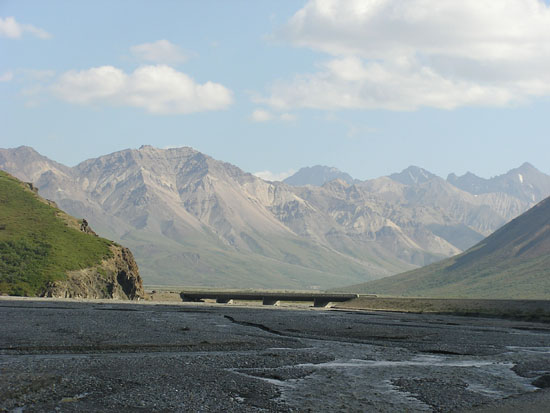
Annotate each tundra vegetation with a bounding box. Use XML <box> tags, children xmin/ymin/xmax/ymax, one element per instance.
<box><xmin>0</xmin><ymin>171</ymin><xmax>113</xmax><ymax>296</ymax></box>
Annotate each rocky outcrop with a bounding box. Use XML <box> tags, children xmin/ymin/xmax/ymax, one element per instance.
<box><xmin>43</xmin><ymin>245</ymin><xmax>144</xmax><ymax>300</ymax></box>
<box><xmin>108</xmin><ymin>245</ymin><xmax>144</xmax><ymax>299</ymax></box>
<box><xmin>79</xmin><ymin>219</ymin><xmax>97</xmax><ymax>236</ymax></box>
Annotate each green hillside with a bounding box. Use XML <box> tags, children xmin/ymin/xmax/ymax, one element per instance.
<box><xmin>0</xmin><ymin>170</ymin><xmax>113</xmax><ymax>296</ymax></box>
<box><xmin>341</xmin><ymin>197</ymin><xmax>550</xmax><ymax>299</ymax></box>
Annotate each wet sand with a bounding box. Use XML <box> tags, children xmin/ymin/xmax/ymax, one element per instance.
<box><xmin>1</xmin><ymin>297</ymin><xmax>550</xmax><ymax>412</ymax></box>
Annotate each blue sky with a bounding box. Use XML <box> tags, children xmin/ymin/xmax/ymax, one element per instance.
<box><xmin>2</xmin><ymin>0</ymin><xmax>550</xmax><ymax>181</ymax></box>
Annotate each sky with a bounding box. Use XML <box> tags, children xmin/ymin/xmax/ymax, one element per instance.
<box><xmin>2</xmin><ymin>0</ymin><xmax>550</xmax><ymax>181</ymax></box>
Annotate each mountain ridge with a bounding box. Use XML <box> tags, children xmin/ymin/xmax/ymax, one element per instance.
<box><xmin>1</xmin><ymin>145</ymin><xmax>549</xmax><ymax>289</ymax></box>
<box><xmin>389</xmin><ymin>165</ymin><xmax>437</xmax><ymax>186</ymax></box>
<box><xmin>3</xmin><ymin>146</ymin><xmax>393</xmax><ymax>288</ymax></box>
<box><xmin>447</xmin><ymin>161</ymin><xmax>550</xmax><ymax>204</ymax></box>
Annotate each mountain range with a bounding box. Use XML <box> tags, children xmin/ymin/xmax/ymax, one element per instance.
<box><xmin>345</xmin><ymin>194</ymin><xmax>550</xmax><ymax>299</ymax></box>
<box><xmin>2</xmin><ymin>145</ymin><xmax>549</xmax><ymax>289</ymax></box>
<box><xmin>286</xmin><ymin>162</ymin><xmax>550</xmax><ymax>206</ymax></box>
<box><xmin>447</xmin><ymin>162</ymin><xmax>550</xmax><ymax>204</ymax></box>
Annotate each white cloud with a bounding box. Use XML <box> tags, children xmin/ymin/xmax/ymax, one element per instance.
<box><xmin>51</xmin><ymin>65</ymin><xmax>233</xmax><ymax>114</ymax></box>
<box><xmin>250</xmin><ymin>108</ymin><xmax>297</xmax><ymax>122</ymax></box>
<box><xmin>0</xmin><ymin>72</ymin><xmax>13</xmax><ymax>82</ymax></box>
<box><xmin>254</xmin><ymin>169</ymin><xmax>296</xmax><ymax>182</ymax></box>
<box><xmin>258</xmin><ymin>56</ymin><xmax>514</xmax><ymax>111</ymax></box>
<box><xmin>251</xmin><ymin>109</ymin><xmax>273</xmax><ymax>122</ymax></box>
<box><xmin>0</xmin><ymin>16</ymin><xmax>51</xmax><ymax>39</ymax></box>
<box><xmin>131</xmin><ymin>40</ymin><xmax>188</xmax><ymax>64</ymax></box>
<box><xmin>261</xmin><ymin>0</ymin><xmax>550</xmax><ymax>111</ymax></box>
<box><xmin>281</xmin><ymin>0</ymin><xmax>550</xmax><ymax>61</ymax></box>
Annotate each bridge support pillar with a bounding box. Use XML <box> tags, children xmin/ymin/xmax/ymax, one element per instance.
<box><xmin>262</xmin><ymin>298</ymin><xmax>280</xmax><ymax>306</ymax></box>
<box><xmin>180</xmin><ymin>294</ymin><xmax>203</xmax><ymax>302</ymax></box>
<box><xmin>313</xmin><ymin>299</ymin><xmax>331</xmax><ymax>308</ymax></box>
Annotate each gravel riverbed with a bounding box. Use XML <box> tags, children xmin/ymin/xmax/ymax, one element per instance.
<box><xmin>1</xmin><ymin>298</ymin><xmax>550</xmax><ymax>412</ymax></box>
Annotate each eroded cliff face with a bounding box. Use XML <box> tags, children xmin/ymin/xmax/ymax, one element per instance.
<box><xmin>43</xmin><ymin>244</ymin><xmax>144</xmax><ymax>300</ymax></box>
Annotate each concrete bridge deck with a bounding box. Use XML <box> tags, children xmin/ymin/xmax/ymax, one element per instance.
<box><xmin>180</xmin><ymin>291</ymin><xmax>359</xmax><ymax>307</ymax></box>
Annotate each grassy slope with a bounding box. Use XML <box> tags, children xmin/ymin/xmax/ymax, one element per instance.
<box><xmin>0</xmin><ymin>171</ymin><xmax>113</xmax><ymax>295</ymax></box>
<box><xmin>343</xmin><ymin>252</ymin><xmax>550</xmax><ymax>298</ymax></box>
<box><xmin>339</xmin><ymin>198</ymin><xmax>550</xmax><ymax>299</ymax></box>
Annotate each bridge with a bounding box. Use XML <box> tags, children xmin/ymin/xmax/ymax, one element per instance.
<box><xmin>179</xmin><ymin>291</ymin><xmax>359</xmax><ymax>308</ymax></box>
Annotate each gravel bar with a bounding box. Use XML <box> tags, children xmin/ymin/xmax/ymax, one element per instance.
<box><xmin>2</xmin><ymin>298</ymin><xmax>550</xmax><ymax>412</ymax></box>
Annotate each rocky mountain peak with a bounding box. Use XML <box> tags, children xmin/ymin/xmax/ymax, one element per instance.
<box><xmin>517</xmin><ymin>162</ymin><xmax>536</xmax><ymax>172</ymax></box>
<box><xmin>447</xmin><ymin>162</ymin><xmax>550</xmax><ymax>204</ymax></box>
<box><xmin>389</xmin><ymin>166</ymin><xmax>437</xmax><ymax>186</ymax></box>
<box><xmin>506</xmin><ymin>162</ymin><xmax>542</xmax><ymax>180</ymax></box>
<box><xmin>284</xmin><ymin>165</ymin><xmax>354</xmax><ymax>186</ymax></box>
<box><xmin>11</xmin><ymin>145</ymin><xmax>38</xmax><ymax>154</ymax></box>
<box><xmin>0</xmin><ymin>146</ymin><xmax>71</xmax><ymax>183</ymax></box>
<box><xmin>447</xmin><ymin>171</ymin><xmax>485</xmax><ymax>192</ymax></box>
